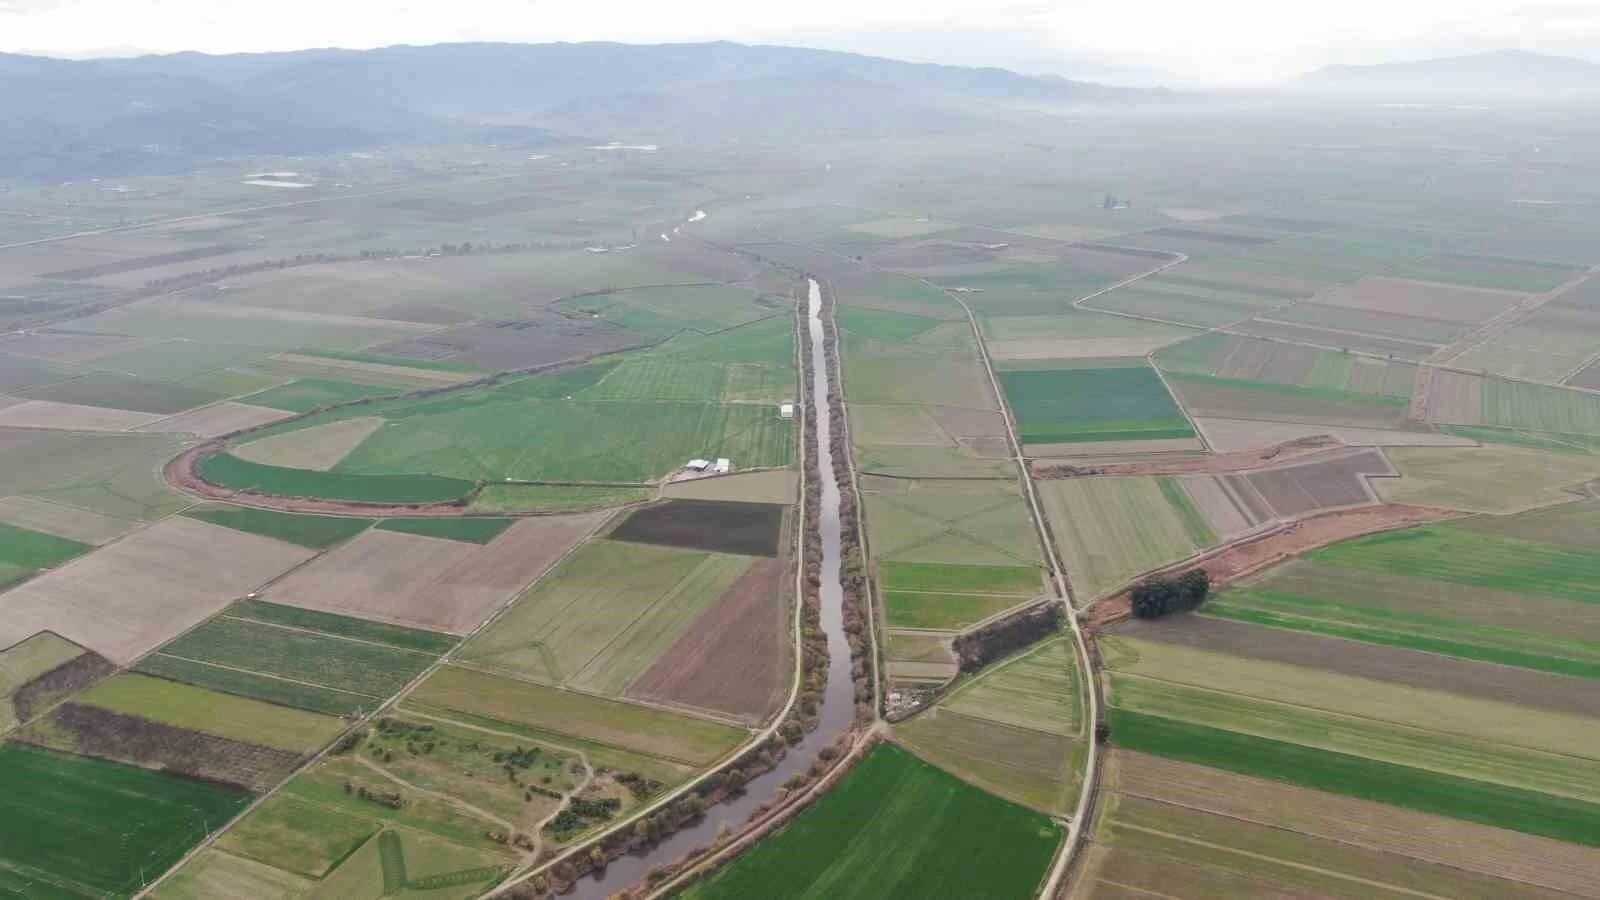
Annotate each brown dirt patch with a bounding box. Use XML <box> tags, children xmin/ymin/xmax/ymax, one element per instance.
<box><xmin>231</xmin><ymin>417</ymin><xmax>384</xmax><ymax>471</ymax></box>
<box><xmin>1318</xmin><ymin>276</ymin><xmax>1528</xmax><ymax>324</ymax></box>
<box><xmin>0</xmin><ymin>517</ymin><xmax>316</xmax><ymax>662</ymax></box>
<box><xmin>371</xmin><ymin>316</ymin><xmax>646</xmax><ymax>371</ymax></box>
<box><xmin>610</xmin><ymin>499</ymin><xmax>784</xmax><ymax>557</ymax></box>
<box><xmin>265</xmin><ymin>513</ymin><xmax>604</xmax><ymax>634</ymax></box>
<box><xmin>1112</xmin><ymin>613</ymin><xmax>1600</xmax><ymax>718</ymax></box>
<box><xmin>662</xmin><ymin>470</ymin><xmax>797</xmax><ymax>505</ymax></box>
<box><xmin>21</xmin><ymin>703</ymin><xmax>300</xmax><ymax>792</ymax></box>
<box><xmin>0</xmin><ymin>399</ymin><xmax>163</xmax><ymax>431</ymax></box>
<box><xmin>1113</xmin><ymin>750</ymin><xmax>1600</xmax><ymax>897</ymax></box>
<box><xmin>138</xmin><ymin>402</ymin><xmax>294</xmax><ymax>439</ymax></box>
<box><xmin>625</xmin><ymin>557</ymin><xmax>787</xmax><ymax>723</ymax></box>
<box><xmin>10</xmin><ymin>650</ymin><xmax>116</xmax><ymax>723</ymax></box>
<box><xmin>1179</xmin><ymin>474</ymin><xmax>1270</xmax><ymax>539</ymax></box>
<box><xmin>1241</xmin><ymin>447</ymin><xmax>1394</xmax><ymax>518</ymax></box>
<box><xmin>1035</xmin><ymin>435</ymin><xmax>1340</xmax><ymax>478</ymax></box>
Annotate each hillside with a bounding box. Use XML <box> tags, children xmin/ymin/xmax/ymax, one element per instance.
<box><xmin>0</xmin><ymin>41</ymin><xmax>1144</xmax><ymax>178</ymax></box>
<box><xmin>1299</xmin><ymin>49</ymin><xmax>1600</xmax><ymax>101</ymax></box>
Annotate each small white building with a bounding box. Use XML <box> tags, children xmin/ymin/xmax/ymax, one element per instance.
<box><xmin>685</xmin><ymin>459</ymin><xmax>711</xmax><ymax>472</ymax></box>
<box><xmin>779</xmin><ymin>402</ymin><xmax>795</xmax><ymax>420</ymax></box>
<box><xmin>713</xmin><ymin>458</ymin><xmax>731</xmax><ymax>475</ymax></box>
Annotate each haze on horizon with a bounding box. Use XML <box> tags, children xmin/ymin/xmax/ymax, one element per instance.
<box><xmin>2</xmin><ymin>0</ymin><xmax>1599</xmax><ymax>85</ymax></box>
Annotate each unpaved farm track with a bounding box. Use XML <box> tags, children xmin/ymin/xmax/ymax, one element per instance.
<box><xmin>1033</xmin><ymin>435</ymin><xmax>1344</xmax><ymax>479</ymax></box>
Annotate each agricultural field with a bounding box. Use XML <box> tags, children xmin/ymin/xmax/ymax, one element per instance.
<box><xmin>19</xmin><ymin>672</ymin><xmax>343</xmax><ymax>792</ymax></box>
<box><xmin>609</xmin><ymin>498</ymin><xmax>785</xmax><ymax>557</ymax></box>
<box><xmin>1092</xmin><ymin>497</ymin><xmax>1600</xmax><ymax>873</ymax></box>
<box><xmin>897</xmin><ymin>638</ymin><xmax>1083</xmax><ymax>814</ymax></box>
<box><xmin>685</xmin><ymin>743</ymin><xmax>1062</xmax><ymax>900</ymax></box>
<box><xmin>262</xmin><ymin>512</ymin><xmax>604</xmax><ymax>634</ymax></box>
<box><xmin>137</xmin><ymin>600</ymin><xmax>454</xmax><ymax>717</ymax></box>
<box><xmin>0</xmin><ymin>742</ymin><xmax>253</xmax><ymax>898</ymax></box>
<box><xmin>0</xmin><ymin>631</ymin><xmax>112</xmax><ymax>734</ymax></box>
<box><xmin>0</xmin><ymin>520</ymin><xmax>89</xmax><ymax>587</ymax></box>
<box><xmin>182</xmin><ymin>504</ymin><xmax>375</xmax><ymax>548</ymax></box>
<box><xmin>1080</xmin><ymin>272</ymin><xmax>1291</xmax><ymax>328</ymax></box>
<box><xmin>471</xmin><ymin>482</ymin><xmax>651</xmax><ymax>513</ymax></box>
<box><xmin>879</xmin><ymin>559</ymin><xmax>1044</xmax><ymax>632</ymax></box>
<box><xmin>863</xmin><ymin>477</ymin><xmax>1043</xmax><ymax>572</ymax></box>
<box><xmin>1155</xmin><ymin>332</ymin><xmax>1417</xmax><ymax>400</ymax></box>
<box><xmin>1039</xmin><ymin>476</ymin><xmax>1216</xmax><ymax>599</ymax></box>
<box><xmin>0</xmin><ymin>428</ymin><xmax>190</xmax><ymax>521</ymax></box>
<box><xmin>1376</xmin><ymin>444</ymin><xmax>1600</xmax><ymax>512</ymax></box>
<box><xmin>997</xmin><ymin>359</ymin><xmax>1194</xmax><ymax>446</ymax></box>
<box><xmin>0</xmin><ymin>516</ymin><xmax>316</xmax><ymax>663</ymax></box>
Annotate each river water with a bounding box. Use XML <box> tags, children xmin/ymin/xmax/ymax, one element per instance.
<box><xmin>569</xmin><ymin>279</ymin><xmax>854</xmax><ymax>898</ymax></box>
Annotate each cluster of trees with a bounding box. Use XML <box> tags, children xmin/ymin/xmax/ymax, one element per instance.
<box><xmin>953</xmin><ymin>602</ymin><xmax>1065</xmax><ymax>672</ymax></box>
<box><xmin>1130</xmin><ymin>569</ymin><xmax>1211</xmax><ymax>619</ymax></box>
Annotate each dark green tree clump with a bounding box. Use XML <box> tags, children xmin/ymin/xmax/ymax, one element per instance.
<box><xmin>1131</xmin><ymin>569</ymin><xmax>1211</xmax><ymax>619</ymax></box>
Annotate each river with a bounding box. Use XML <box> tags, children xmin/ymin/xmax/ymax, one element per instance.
<box><xmin>569</xmin><ymin>278</ymin><xmax>854</xmax><ymax>898</ymax></box>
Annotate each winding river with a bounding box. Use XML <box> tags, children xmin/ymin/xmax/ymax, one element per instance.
<box><xmin>569</xmin><ymin>278</ymin><xmax>854</xmax><ymax>898</ymax></box>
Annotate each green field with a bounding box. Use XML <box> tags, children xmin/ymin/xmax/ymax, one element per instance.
<box><xmin>199</xmin><ymin>452</ymin><xmax>476</xmax><ymax>504</ymax></box>
<box><xmin>1311</xmin><ymin>524</ymin><xmax>1600</xmax><ymax>603</ymax></box>
<box><xmin>1039</xmin><ymin>476</ymin><xmax>1214</xmax><ymax>599</ymax></box>
<box><xmin>227</xmin><ymin>601</ymin><xmax>458</xmax><ymax>653</ymax></box>
<box><xmin>883</xmin><ymin>590</ymin><xmax>1031</xmax><ymax>630</ymax></box>
<box><xmin>150</xmin><ymin>848</ymin><xmax>312</xmax><ymax>900</ymax></box>
<box><xmin>1112</xmin><ymin>675</ymin><xmax>1600</xmax><ymax>804</ymax></box>
<box><xmin>556</xmin><ymin>284</ymin><xmax>782</xmax><ymax>339</ymax></box>
<box><xmin>0</xmin><ymin>521</ymin><xmax>89</xmax><ymax>586</ymax></box>
<box><xmin>469</xmin><ymin>483</ymin><xmax>650</xmax><ymax>513</ymax></box>
<box><xmin>241</xmin><ymin>378</ymin><xmax>400</xmax><ymax>413</ymax></box>
<box><xmin>945</xmin><ymin>638</ymin><xmax>1080</xmax><ymax>735</ymax></box>
<box><xmin>1109</xmin><ymin>710</ymin><xmax>1600</xmax><ymax>845</ymax></box>
<box><xmin>459</xmin><ymin>540</ymin><xmax>751</xmax><ymax>693</ymax></box>
<box><xmin>0</xmin><ymin>633</ymin><xmax>89</xmax><ymax>732</ymax></box>
<box><xmin>0</xmin><ymin>743</ymin><xmax>252</xmax><ymax>897</ymax></box>
<box><xmin>1481</xmin><ymin>378</ymin><xmax>1600</xmax><ymax>438</ymax></box>
<box><xmin>685</xmin><ymin>743</ymin><xmax>1061</xmax><ymax>900</ymax></box>
<box><xmin>865</xmin><ymin>480</ymin><xmax>1043</xmax><ymax>569</ymax></box>
<box><xmin>75</xmin><ymin>674</ymin><xmax>345</xmax><ymax>752</ymax></box>
<box><xmin>135</xmin><ymin>654</ymin><xmax>380</xmax><ymax>718</ymax></box>
<box><xmin>144</xmin><ymin>608</ymin><xmax>446</xmax><ymax>714</ymax></box>
<box><xmin>997</xmin><ymin>362</ymin><xmax>1193</xmax><ymax>444</ymax></box>
<box><xmin>375</xmin><ymin>516</ymin><xmax>513</xmax><ymax>544</ymax></box>
<box><xmin>879</xmin><ymin>561</ymin><xmax>1042</xmax><ymax>595</ymax></box>
<box><xmin>182</xmin><ymin>504</ymin><xmax>374</xmax><ymax>548</ymax></box>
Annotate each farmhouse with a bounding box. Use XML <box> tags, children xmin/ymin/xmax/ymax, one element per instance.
<box><xmin>685</xmin><ymin>459</ymin><xmax>711</xmax><ymax>472</ymax></box>
<box><xmin>779</xmin><ymin>402</ymin><xmax>795</xmax><ymax>419</ymax></box>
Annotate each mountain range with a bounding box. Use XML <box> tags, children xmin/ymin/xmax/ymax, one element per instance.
<box><xmin>0</xmin><ymin>41</ymin><xmax>1143</xmax><ymax>179</ymax></box>
<box><xmin>1299</xmin><ymin>49</ymin><xmax>1600</xmax><ymax>100</ymax></box>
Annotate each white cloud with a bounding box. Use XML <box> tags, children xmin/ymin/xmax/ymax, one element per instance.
<box><xmin>1</xmin><ymin>0</ymin><xmax>1596</xmax><ymax>84</ymax></box>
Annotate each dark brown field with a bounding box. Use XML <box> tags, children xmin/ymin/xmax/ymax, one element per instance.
<box><xmin>1242</xmin><ymin>447</ymin><xmax>1393</xmax><ymax>517</ymax></box>
<box><xmin>371</xmin><ymin>315</ymin><xmax>645</xmax><ymax>370</ymax></box>
<box><xmin>609</xmin><ymin>499</ymin><xmax>784</xmax><ymax>557</ymax></box>
<box><xmin>625</xmin><ymin>557</ymin><xmax>787</xmax><ymax>722</ymax></box>
<box><xmin>1112</xmin><ymin>614</ymin><xmax>1600</xmax><ymax>718</ymax></box>
<box><xmin>9</xmin><ymin>649</ymin><xmax>117</xmax><ymax>724</ymax></box>
<box><xmin>21</xmin><ymin>703</ymin><xmax>302</xmax><ymax>792</ymax></box>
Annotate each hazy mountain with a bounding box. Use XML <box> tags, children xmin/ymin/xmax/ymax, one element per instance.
<box><xmin>1298</xmin><ymin>49</ymin><xmax>1600</xmax><ymax>101</ymax></box>
<box><xmin>0</xmin><ymin>41</ymin><xmax>1146</xmax><ymax>179</ymax></box>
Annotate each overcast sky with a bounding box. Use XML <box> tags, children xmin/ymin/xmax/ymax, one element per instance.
<box><xmin>3</xmin><ymin>0</ymin><xmax>1598</xmax><ymax>83</ymax></box>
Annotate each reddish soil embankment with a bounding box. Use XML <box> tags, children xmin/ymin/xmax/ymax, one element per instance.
<box><xmin>165</xmin><ymin>442</ymin><xmax>474</xmax><ymax>517</ymax></box>
<box><xmin>1084</xmin><ymin>503</ymin><xmax>1457</xmax><ymax>632</ymax></box>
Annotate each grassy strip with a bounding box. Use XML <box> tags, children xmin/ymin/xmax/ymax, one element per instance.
<box><xmin>471</xmin><ymin>483</ymin><xmax>649</xmax><ymax>513</ymax></box>
<box><xmin>1442</xmin><ymin>425</ymin><xmax>1600</xmax><ymax>455</ymax></box>
<box><xmin>880</xmin><ymin>561</ymin><xmax>1042</xmax><ymax>595</ymax></box>
<box><xmin>0</xmin><ymin>744</ymin><xmax>251</xmax><ymax>896</ymax></box>
<box><xmin>135</xmin><ymin>653</ymin><xmax>380</xmax><ymax>717</ymax></box>
<box><xmin>883</xmin><ymin>590</ymin><xmax>1028</xmax><ymax>630</ymax></box>
<box><xmin>375</xmin><ymin>516</ymin><xmax>514</xmax><ymax>544</ymax></box>
<box><xmin>686</xmin><ymin>743</ymin><xmax>1061</xmax><ymax>899</ymax></box>
<box><xmin>1019</xmin><ymin>424</ymin><xmax>1196</xmax><ymax>444</ymax></box>
<box><xmin>76</xmin><ymin>673</ymin><xmax>344</xmax><ymax>752</ymax></box>
<box><xmin>1206</xmin><ymin>603</ymin><xmax>1600</xmax><ymax>679</ymax></box>
<box><xmin>1110</xmin><ymin>710</ymin><xmax>1600</xmax><ymax>845</ymax></box>
<box><xmin>1157</xmin><ymin>476</ymin><xmax>1216</xmax><ymax>547</ymax></box>
<box><xmin>0</xmin><ymin>521</ymin><xmax>89</xmax><ymax>569</ymax></box>
<box><xmin>199</xmin><ymin>452</ymin><xmax>475</xmax><ymax>505</ymax></box>
<box><xmin>227</xmin><ymin>600</ymin><xmax>457</xmax><ymax>654</ymax></box>
<box><xmin>183</xmin><ymin>504</ymin><xmax>373</xmax><ymax>549</ymax></box>
<box><xmin>241</xmin><ymin>378</ymin><xmax>397</xmax><ymax>413</ymax></box>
